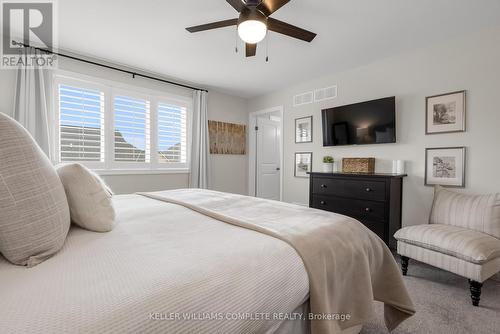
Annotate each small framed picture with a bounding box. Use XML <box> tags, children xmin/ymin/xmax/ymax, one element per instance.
<box><xmin>426</xmin><ymin>90</ymin><xmax>466</xmax><ymax>134</ymax></box>
<box><xmin>294</xmin><ymin>152</ymin><xmax>312</xmax><ymax>178</ymax></box>
<box><xmin>295</xmin><ymin>116</ymin><xmax>313</xmax><ymax>143</ymax></box>
<box><xmin>425</xmin><ymin>147</ymin><xmax>466</xmax><ymax>187</ymax></box>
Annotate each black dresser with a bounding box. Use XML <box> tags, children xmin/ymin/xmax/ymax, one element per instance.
<box><xmin>309</xmin><ymin>172</ymin><xmax>406</xmax><ymax>248</ymax></box>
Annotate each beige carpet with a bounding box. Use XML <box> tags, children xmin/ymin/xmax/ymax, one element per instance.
<box><xmin>361</xmin><ymin>256</ymin><xmax>500</xmax><ymax>334</ymax></box>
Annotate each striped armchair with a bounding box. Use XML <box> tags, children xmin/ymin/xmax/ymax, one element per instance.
<box><xmin>395</xmin><ymin>185</ymin><xmax>500</xmax><ymax>306</ymax></box>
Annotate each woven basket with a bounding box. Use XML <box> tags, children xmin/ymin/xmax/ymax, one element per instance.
<box><xmin>342</xmin><ymin>158</ymin><xmax>375</xmax><ymax>173</ymax></box>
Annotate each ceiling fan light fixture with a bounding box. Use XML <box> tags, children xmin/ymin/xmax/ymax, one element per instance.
<box><xmin>237</xmin><ymin>8</ymin><xmax>268</xmax><ymax>44</ymax></box>
<box><xmin>238</xmin><ymin>19</ymin><xmax>267</xmax><ymax>44</ymax></box>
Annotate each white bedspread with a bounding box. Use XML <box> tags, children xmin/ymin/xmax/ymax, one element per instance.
<box><xmin>140</xmin><ymin>189</ymin><xmax>415</xmax><ymax>334</ymax></box>
<box><xmin>0</xmin><ymin>194</ymin><xmax>309</xmax><ymax>334</ymax></box>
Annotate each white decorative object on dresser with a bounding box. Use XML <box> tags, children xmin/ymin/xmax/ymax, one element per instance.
<box><xmin>392</xmin><ymin>160</ymin><xmax>405</xmax><ymax>174</ymax></box>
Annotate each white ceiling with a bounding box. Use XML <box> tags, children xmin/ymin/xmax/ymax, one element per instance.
<box><xmin>54</xmin><ymin>0</ymin><xmax>500</xmax><ymax>97</ymax></box>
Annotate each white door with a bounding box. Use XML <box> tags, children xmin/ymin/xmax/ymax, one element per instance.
<box><xmin>256</xmin><ymin>117</ymin><xmax>280</xmax><ymax>200</ymax></box>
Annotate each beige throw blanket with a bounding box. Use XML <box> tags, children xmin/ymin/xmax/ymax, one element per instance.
<box><xmin>140</xmin><ymin>189</ymin><xmax>415</xmax><ymax>334</ymax></box>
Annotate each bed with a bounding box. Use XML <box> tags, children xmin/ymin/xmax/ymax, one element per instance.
<box><xmin>0</xmin><ymin>194</ymin><xmax>347</xmax><ymax>333</ymax></box>
<box><xmin>0</xmin><ymin>190</ymin><xmax>413</xmax><ymax>334</ymax></box>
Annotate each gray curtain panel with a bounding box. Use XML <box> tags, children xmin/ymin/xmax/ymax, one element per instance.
<box><xmin>189</xmin><ymin>90</ymin><xmax>211</xmax><ymax>189</ymax></box>
<box><xmin>14</xmin><ymin>47</ymin><xmax>53</xmax><ymax>159</ymax></box>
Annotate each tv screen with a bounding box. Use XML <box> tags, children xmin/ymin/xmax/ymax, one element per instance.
<box><xmin>322</xmin><ymin>96</ymin><xmax>396</xmax><ymax>146</ymax></box>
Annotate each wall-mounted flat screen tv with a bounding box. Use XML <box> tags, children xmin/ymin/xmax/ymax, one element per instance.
<box><xmin>322</xmin><ymin>96</ymin><xmax>396</xmax><ymax>146</ymax></box>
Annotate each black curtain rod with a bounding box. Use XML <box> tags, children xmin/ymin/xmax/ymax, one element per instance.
<box><xmin>12</xmin><ymin>40</ymin><xmax>208</xmax><ymax>93</ymax></box>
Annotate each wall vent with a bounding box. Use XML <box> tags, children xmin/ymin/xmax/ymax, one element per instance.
<box><xmin>314</xmin><ymin>85</ymin><xmax>337</xmax><ymax>102</ymax></box>
<box><xmin>293</xmin><ymin>91</ymin><xmax>313</xmax><ymax>107</ymax></box>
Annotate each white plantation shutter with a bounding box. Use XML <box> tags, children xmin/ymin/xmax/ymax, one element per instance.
<box><xmin>157</xmin><ymin>102</ymin><xmax>187</xmax><ymax>164</ymax></box>
<box><xmin>113</xmin><ymin>95</ymin><xmax>150</xmax><ymax>163</ymax></box>
<box><xmin>58</xmin><ymin>84</ymin><xmax>105</xmax><ymax>162</ymax></box>
<box><xmin>54</xmin><ymin>74</ymin><xmax>191</xmax><ymax>172</ymax></box>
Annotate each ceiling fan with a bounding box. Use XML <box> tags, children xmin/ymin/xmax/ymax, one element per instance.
<box><xmin>186</xmin><ymin>0</ymin><xmax>317</xmax><ymax>57</ymax></box>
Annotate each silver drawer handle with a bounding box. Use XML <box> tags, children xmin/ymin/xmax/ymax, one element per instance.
<box><xmin>321</xmin><ymin>184</ymin><xmax>327</xmax><ymax>188</ymax></box>
<box><xmin>320</xmin><ymin>201</ymin><xmax>326</xmax><ymax>205</ymax></box>
<box><xmin>365</xmin><ymin>207</ymin><xmax>371</xmax><ymax>212</ymax></box>
<box><xmin>365</xmin><ymin>187</ymin><xmax>372</xmax><ymax>192</ymax></box>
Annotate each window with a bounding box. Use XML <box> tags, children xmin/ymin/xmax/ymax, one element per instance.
<box><xmin>54</xmin><ymin>74</ymin><xmax>191</xmax><ymax>173</ymax></box>
<box><xmin>157</xmin><ymin>102</ymin><xmax>187</xmax><ymax>164</ymax></box>
<box><xmin>113</xmin><ymin>95</ymin><xmax>150</xmax><ymax>163</ymax></box>
<box><xmin>58</xmin><ymin>84</ymin><xmax>105</xmax><ymax>162</ymax></box>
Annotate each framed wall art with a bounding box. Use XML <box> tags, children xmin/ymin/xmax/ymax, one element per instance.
<box><xmin>425</xmin><ymin>147</ymin><xmax>466</xmax><ymax>187</ymax></box>
<box><xmin>295</xmin><ymin>116</ymin><xmax>313</xmax><ymax>143</ymax></box>
<box><xmin>208</xmin><ymin>120</ymin><xmax>246</xmax><ymax>155</ymax></box>
<box><xmin>426</xmin><ymin>90</ymin><xmax>466</xmax><ymax>134</ymax></box>
<box><xmin>294</xmin><ymin>152</ymin><xmax>312</xmax><ymax>178</ymax></box>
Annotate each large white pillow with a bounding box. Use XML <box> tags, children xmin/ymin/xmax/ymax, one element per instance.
<box><xmin>56</xmin><ymin>163</ymin><xmax>116</xmax><ymax>232</ymax></box>
<box><xmin>0</xmin><ymin>112</ymin><xmax>70</xmax><ymax>266</ymax></box>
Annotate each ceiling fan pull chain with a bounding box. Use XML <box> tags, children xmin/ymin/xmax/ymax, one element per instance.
<box><xmin>265</xmin><ymin>33</ymin><xmax>269</xmax><ymax>62</ymax></box>
<box><xmin>235</xmin><ymin>27</ymin><xmax>239</xmax><ymax>54</ymax></box>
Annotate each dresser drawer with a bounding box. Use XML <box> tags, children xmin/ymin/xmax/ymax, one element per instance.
<box><xmin>312</xmin><ymin>177</ymin><xmax>386</xmax><ymax>201</ymax></box>
<box><xmin>311</xmin><ymin>195</ymin><xmax>386</xmax><ymax>222</ymax></box>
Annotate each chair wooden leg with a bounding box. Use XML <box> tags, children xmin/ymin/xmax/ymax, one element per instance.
<box><xmin>401</xmin><ymin>256</ymin><xmax>409</xmax><ymax>276</ymax></box>
<box><xmin>469</xmin><ymin>280</ymin><xmax>483</xmax><ymax>306</ymax></box>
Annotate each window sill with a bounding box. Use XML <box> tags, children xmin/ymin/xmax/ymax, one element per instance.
<box><xmin>94</xmin><ymin>169</ymin><xmax>190</xmax><ymax>176</ymax></box>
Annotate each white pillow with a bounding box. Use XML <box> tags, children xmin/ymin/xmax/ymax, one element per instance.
<box><xmin>0</xmin><ymin>112</ymin><xmax>70</xmax><ymax>266</ymax></box>
<box><xmin>56</xmin><ymin>163</ymin><xmax>116</xmax><ymax>232</ymax></box>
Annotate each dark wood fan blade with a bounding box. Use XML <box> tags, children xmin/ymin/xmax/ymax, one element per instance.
<box><xmin>257</xmin><ymin>0</ymin><xmax>290</xmax><ymax>16</ymax></box>
<box><xmin>246</xmin><ymin>43</ymin><xmax>257</xmax><ymax>57</ymax></box>
<box><xmin>267</xmin><ymin>18</ymin><xmax>316</xmax><ymax>42</ymax></box>
<box><xmin>226</xmin><ymin>0</ymin><xmax>246</xmax><ymax>12</ymax></box>
<box><xmin>186</xmin><ymin>18</ymin><xmax>238</xmax><ymax>33</ymax></box>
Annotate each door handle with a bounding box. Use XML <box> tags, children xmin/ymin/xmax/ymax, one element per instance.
<box><xmin>276</xmin><ymin>167</ymin><xmax>280</xmax><ymax>171</ymax></box>
<box><xmin>365</xmin><ymin>207</ymin><xmax>372</xmax><ymax>212</ymax></box>
<box><xmin>320</xmin><ymin>201</ymin><xmax>326</xmax><ymax>205</ymax></box>
<box><xmin>320</xmin><ymin>184</ymin><xmax>327</xmax><ymax>188</ymax></box>
<box><xmin>365</xmin><ymin>187</ymin><xmax>372</xmax><ymax>192</ymax></box>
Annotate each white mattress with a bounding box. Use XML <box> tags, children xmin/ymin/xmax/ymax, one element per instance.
<box><xmin>0</xmin><ymin>194</ymin><xmax>309</xmax><ymax>334</ymax></box>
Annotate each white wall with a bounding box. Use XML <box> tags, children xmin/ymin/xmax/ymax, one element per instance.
<box><xmin>208</xmin><ymin>91</ymin><xmax>249</xmax><ymax>195</ymax></box>
<box><xmin>0</xmin><ymin>57</ymin><xmax>249</xmax><ymax>195</ymax></box>
<box><xmin>247</xmin><ymin>25</ymin><xmax>500</xmax><ymax>227</ymax></box>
